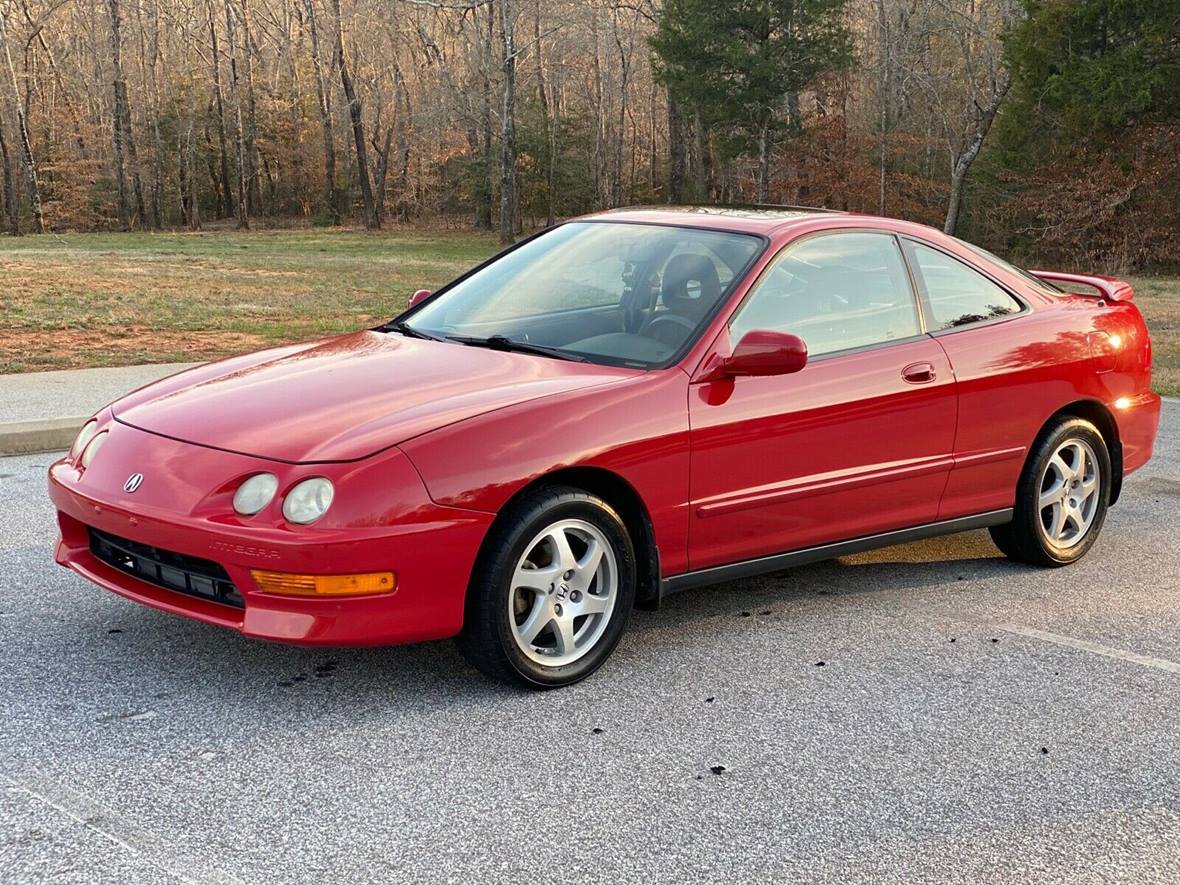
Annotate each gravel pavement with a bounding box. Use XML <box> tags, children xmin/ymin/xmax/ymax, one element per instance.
<box><xmin>1</xmin><ymin>402</ymin><xmax>1177</xmax><ymax>883</ymax></box>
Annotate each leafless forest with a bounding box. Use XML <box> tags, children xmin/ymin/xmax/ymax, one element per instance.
<box><xmin>0</xmin><ymin>0</ymin><xmax>1173</xmax><ymax>266</ymax></box>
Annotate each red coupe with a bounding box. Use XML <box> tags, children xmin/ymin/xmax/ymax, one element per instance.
<box><xmin>49</xmin><ymin>207</ymin><xmax>1161</xmax><ymax>687</ymax></box>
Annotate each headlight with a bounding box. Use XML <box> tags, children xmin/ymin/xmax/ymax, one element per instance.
<box><xmin>80</xmin><ymin>431</ymin><xmax>108</xmax><ymax>468</ymax></box>
<box><xmin>282</xmin><ymin>477</ymin><xmax>334</xmax><ymax>524</ymax></box>
<box><xmin>70</xmin><ymin>420</ymin><xmax>99</xmax><ymax>461</ymax></box>
<box><xmin>233</xmin><ymin>473</ymin><xmax>279</xmax><ymax>516</ymax></box>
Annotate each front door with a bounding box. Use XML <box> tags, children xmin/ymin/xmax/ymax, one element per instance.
<box><xmin>687</xmin><ymin>230</ymin><xmax>958</xmax><ymax>571</ymax></box>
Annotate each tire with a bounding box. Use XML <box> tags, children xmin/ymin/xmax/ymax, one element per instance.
<box><xmin>989</xmin><ymin>417</ymin><xmax>1112</xmax><ymax>567</ymax></box>
<box><xmin>456</xmin><ymin>485</ymin><xmax>637</xmax><ymax>688</ymax></box>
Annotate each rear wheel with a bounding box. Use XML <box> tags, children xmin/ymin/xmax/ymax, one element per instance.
<box><xmin>989</xmin><ymin>417</ymin><xmax>1111</xmax><ymax>567</ymax></box>
<box><xmin>457</xmin><ymin>486</ymin><xmax>636</xmax><ymax>688</ymax></box>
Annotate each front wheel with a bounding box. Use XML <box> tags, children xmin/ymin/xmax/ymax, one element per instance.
<box><xmin>989</xmin><ymin>417</ymin><xmax>1111</xmax><ymax>567</ymax></box>
<box><xmin>457</xmin><ymin>486</ymin><xmax>636</xmax><ymax>688</ymax></box>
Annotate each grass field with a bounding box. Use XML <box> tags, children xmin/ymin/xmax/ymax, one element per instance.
<box><xmin>0</xmin><ymin>229</ymin><xmax>1176</xmax><ymax>395</ymax></box>
<box><xmin>0</xmin><ymin>229</ymin><xmax>497</xmax><ymax>374</ymax></box>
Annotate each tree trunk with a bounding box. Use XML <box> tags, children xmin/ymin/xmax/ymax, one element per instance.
<box><xmin>224</xmin><ymin>0</ymin><xmax>250</xmax><ymax>228</ymax></box>
<box><xmin>667</xmin><ymin>92</ymin><xmax>685</xmax><ymax>203</ymax></box>
<box><xmin>944</xmin><ymin>80</ymin><xmax>1010</xmax><ymax>235</ymax></box>
<box><xmin>474</xmin><ymin>3</ymin><xmax>493</xmax><ymax>230</ymax></box>
<box><xmin>611</xmin><ymin>14</ymin><xmax>630</xmax><ymax>208</ymax></box>
<box><xmin>393</xmin><ymin>61</ymin><xmax>412</xmax><ymax>220</ymax></box>
<box><xmin>21</xmin><ymin>2</ymin><xmax>87</xmax><ymax>158</ymax></box>
<box><xmin>332</xmin><ymin>0</ymin><xmax>377</xmax><ymax>229</ymax></box>
<box><xmin>207</xmin><ymin>0</ymin><xmax>234</xmax><ymax>219</ymax></box>
<box><xmin>371</xmin><ymin>125</ymin><xmax>393</xmax><ymax>226</ymax></box>
<box><xmin>692</xmin><ymin>112</ymin><xmax>715</xmax><ymax>201</ymax></box>
<box><xmin>186</xmin><ymin>122</ymin><xmax>202</xmax><ymax>231</ymax></box>
<box><xmin>0</xmin><ymin>12</ymin><xmax>43</xmax><ymax>232</ymax></box>
<box><xmin>108</xmin><ymin>54</ymin><xmax>131</xmax><ymax>230</ymax></box>
<box><xmin>238</xmin><ymin>0</ymin><xmax>261</xmax><ymax>215</ymax></box>
<box><xmin>757</xmin><ymin>120</ymin><xmax>770</xmax><ymax>203</ymax></box>
<box><xmin>138</xmin><ymin>0</ymin><xmax>164</xmax><ymax>229</ymax></box>
<box><xmin>107</xmin><ymin>0</ymin><xmax>147</xmax><ymax>229</ymax></box>
<box><xmin>875</xmin><ymin>0</ymin><xmax>889</xmax><ymax>216</ymax></box>
<box><xmin>498</xmin><ymin>0</ymin><xmax>517</xmax><ymax>244</ymax></box>
<box><xmin>0</xmin><ymin>108</ymin><xmax>18</xmax><ymax>235</ymax></box>
<box><xmin>178</xmin><ymin>127</ymin><xmax>191</xmax><ymax>226</ymax></box>
<box><xmin>302</xmin><ymin>0</ymin><xmax>337</xmax><ymax>222</ymax></box>
<box><xmin>534</xmin><ymin>0</ymin><xmax>554</xmax><ymax>227</ymax></box>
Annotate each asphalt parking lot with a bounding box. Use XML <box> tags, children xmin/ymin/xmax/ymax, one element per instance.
<box><xmin>2</xmin><ymin>402</ymin><xmax>1178</xmax><ymax>884</ymax></box>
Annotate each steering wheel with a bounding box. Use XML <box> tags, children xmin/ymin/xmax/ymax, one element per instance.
<box><xmin>641</xmin><ymin>312</ymin><xmax>697</xmax><ymax>346</ymax></box>
<box><xmin>623</xmin><ymin>278</ymin><xmax>661</xmax><ymax>334</ymax></box>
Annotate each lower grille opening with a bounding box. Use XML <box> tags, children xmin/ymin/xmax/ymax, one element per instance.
<box><xmin>89</xmin><ymin>528</ymin><xmax>244</xmax><ymax>609</ymax></box>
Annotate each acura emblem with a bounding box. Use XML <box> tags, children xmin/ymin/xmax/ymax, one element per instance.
<box><xmin>123</xmin><ymin>473</ymin><xmax>144</xmax><ymax>493</ymax></box>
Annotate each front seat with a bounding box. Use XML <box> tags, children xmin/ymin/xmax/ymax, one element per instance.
<box><xmin>642</xmin><ymin>254</ymin><xmax>722</xmax><ymax>348</ymax></box>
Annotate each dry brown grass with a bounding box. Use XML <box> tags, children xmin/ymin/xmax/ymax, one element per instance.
<box><xmin>1129</xmin><ymin>277</ymin><xmax>1180</xmax><ymax>397</ymax></box>
<box><xmin>0</xmin><ymin>230</ymin><xmax>1176</xmax><ymax>395</ymax></box>
<box><xmin>0</xmin><ymin>228</ymin><xmax>496</xmax><ymax>373</ymax></box>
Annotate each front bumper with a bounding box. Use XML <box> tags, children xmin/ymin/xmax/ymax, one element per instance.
<box><xmin>49</xmin><ymin>420</ymin><xmax>493</xmax><ymax>646</ymax></box>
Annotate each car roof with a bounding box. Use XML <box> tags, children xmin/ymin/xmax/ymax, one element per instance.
<box><xmin>579</xmin><ymin>204</ymin><xmax>857</xmax><ymax>235</ymax></box>
<box><xmin>579</xmin><ymin>204</ymin><xmax>976</xmax><ymax>247</ymax></box>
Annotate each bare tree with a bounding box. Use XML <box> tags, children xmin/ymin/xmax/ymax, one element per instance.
<box><xmin>667</xmin><ymin>91</ymin><xmax>685</xmax><ymax>203</ymax></box>
<box><xmin>0</xmin><ymin>105</ymin><xmax>17</xmax><ymax>234</ymax></box>
<box><xmin>224</xmin><ymin>0</ymin><xmax>250</xmax><ymax>227</ymax></box>
<box><xmin>939</xmin><ymin>0</ymin><xmax>1018</xmax><ymax>234</ymax></box>
<box><xmin>302</xmin><ymin>0</ymin><xmax>338</xmax><ymax>221</ymax></box>
<box><xmin>106</xmin><ymin>0</ymin><xmax>148</xmax><ymax>230</ymax></box>
<box><xmin>0</xmin><ymin>3</ymin><xmax>42</xmax><ymax>232</ymax></box>
<box><xmin>332</xmin><ymin>0</ymin><xmax>377</xmax><ymax>228</ymax></box>
<box><xmin>207</xmin><ymin>0</ymin><xmax>235</xmax><ymax>219</ymax></box>
<box><xmin>237</xmin><ymin>0</ymin><xmax>261</xmax><ymax>214</ymax></box>
<box><xmin>533</xmin><ymin>0</ymin><xmax>554</xmax><ymax>225</ymax></box>
<box><xmin>498</xmin><ymin>0</ymin><xmax>516</xmax><ymax>243</ymax></box>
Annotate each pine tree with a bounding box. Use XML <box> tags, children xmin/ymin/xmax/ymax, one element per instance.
<box><xmin>650</xmin><ymin>0</ymin><xmax>852</xmax><ymax>202</ymax></box>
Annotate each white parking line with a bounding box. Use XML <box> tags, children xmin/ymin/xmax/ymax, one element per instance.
<box><xmin>999</xmin><ymin>624</ymin><xmax>1180</xmax><ymax>674</ymax></box>
<box><xmin>2</xmin><ymin>770</ymin><xmax>246</xmax><ymax>885</ymax></box>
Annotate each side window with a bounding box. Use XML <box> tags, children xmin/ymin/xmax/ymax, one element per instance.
<box><xmin>909</xmin><ymin>242</ymin><xmax>1023</xmax><ymax>330</ymax></box>
<box><xmin>729</xmin><ymin>232</ymin><xmax>921</xmax><ymax>357</ymax></box>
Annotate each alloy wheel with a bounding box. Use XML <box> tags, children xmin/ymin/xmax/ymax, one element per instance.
<box><xmin>508</xmin><ymin>518</ymin><xmax>618</xmax><ymax>667</ymax></box>
<box><xmin>1037</xmin><ymin>437</ymin><xmax>1101</xmax><ymax>550</ymax></box>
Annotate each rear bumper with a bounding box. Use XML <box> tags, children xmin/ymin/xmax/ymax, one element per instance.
<box><xmin>1116</xmin><ymin>391</ymin><xmax>1162</xmax><ymax>479</ymax></box>
<box><xmin>49</xmin><ymin>442</ymin><xmax>493</xmax><ymax>646</ymax></box>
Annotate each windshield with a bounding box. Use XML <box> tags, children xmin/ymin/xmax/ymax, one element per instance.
<box><xmin>400</xmin><ymin>221</ymin><xmax>764</xmax><ymax>367</ymax></box>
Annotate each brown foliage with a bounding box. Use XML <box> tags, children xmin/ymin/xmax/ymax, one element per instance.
<box><xmin>994</xmin><ymin>121</ymin><xmax>1180</xmax><ymax>272</ymax></box>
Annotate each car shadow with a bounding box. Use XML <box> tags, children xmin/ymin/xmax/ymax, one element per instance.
<box><xmin>48</xmin><ymin>531</ymin><xmax>1033</xmax><ymax>713</ymax></box>
<box><xmin>633</xmin><ymin>528</ymin><xmax>1027</xmax><ymax>632</ymax></box>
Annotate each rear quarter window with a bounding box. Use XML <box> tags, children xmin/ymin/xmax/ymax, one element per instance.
<box><xmin>909</xmin><ymin>243</ymin><xmax>1024</xmax><ymax>331</ymax></box>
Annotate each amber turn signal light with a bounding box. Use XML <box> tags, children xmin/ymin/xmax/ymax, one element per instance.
<box><xmin>251</xmin><ymin>570</ymin><xmax>396</xmax><ymax>597</ymax></box>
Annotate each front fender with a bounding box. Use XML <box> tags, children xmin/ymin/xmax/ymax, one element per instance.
<box><xmin>399</xmin><ymin>370</ymin><xmax>693</xmax><ymax>575</ymax></box>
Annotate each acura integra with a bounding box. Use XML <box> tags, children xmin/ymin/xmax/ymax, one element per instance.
<box><xmin>49</xmin><ymin>207</ymin><xmax>1160</xmax><ymax>687</ymax></box>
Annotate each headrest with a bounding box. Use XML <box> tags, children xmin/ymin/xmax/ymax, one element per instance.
<box><xmin>661</xmin><ymin>254</ymin><xmax>722</xmax><ymax>317</ymax></box>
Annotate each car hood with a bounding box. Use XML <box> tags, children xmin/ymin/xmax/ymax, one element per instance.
<box><xmin>112</xmin><ymin>331</ymin><xmax>638</xmax><ymax>463</ymax></box>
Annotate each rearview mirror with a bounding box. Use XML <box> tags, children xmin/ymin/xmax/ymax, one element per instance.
<box><xmin>699</xmin><ymin>330</ymin><xmax>808</xmax><ymax>382</ymax></box>
<box><xmin>408</xmin><ymin>288</ymin><xmax>432</xmax><ymax>308</ymax></box>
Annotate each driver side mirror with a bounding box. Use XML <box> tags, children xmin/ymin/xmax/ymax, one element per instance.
<box><xmin>408</xmin><ymin>288</ymin><xmax>432</xmax><ymax>308</ymax></box>
<box><xmin>698</xmin><ymin>330</ymin><xmax>808</xmax><ymax>382</ymax></box>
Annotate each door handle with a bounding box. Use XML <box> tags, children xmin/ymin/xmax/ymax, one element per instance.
<box><xmin>902</xmin><ymin>362</ymin><xmax>937</xmax><ymax>384</ymax></box>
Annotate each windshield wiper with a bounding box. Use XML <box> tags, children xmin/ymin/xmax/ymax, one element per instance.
<box><xmin>384</xmin><ymin>319</ymin><xmax>447</xmax><ymax>341</ymax></box>
<box><xmin>446</xmin><ymin>334</ymin><xmax>589</xmax><ymax>363</ymax></box>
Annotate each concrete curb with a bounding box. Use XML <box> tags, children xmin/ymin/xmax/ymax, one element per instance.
<box><xmin>0</xmin><ymin>417</ymin><xmax>84</xmax><ymax>457</ymax></box>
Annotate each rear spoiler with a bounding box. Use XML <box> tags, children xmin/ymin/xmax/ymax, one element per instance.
<box><xmin>1031</xmin><ymin>270</ymin><xmax>1135</xmax><ymax>302</ymax></box>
